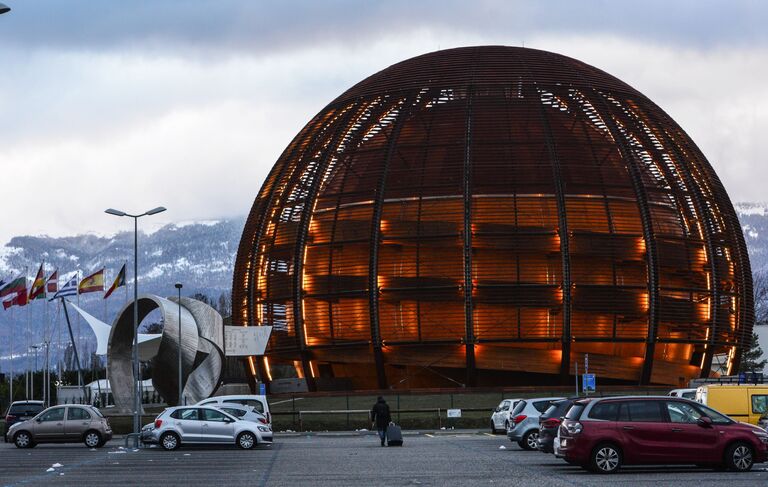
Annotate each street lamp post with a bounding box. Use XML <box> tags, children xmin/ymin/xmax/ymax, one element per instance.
<box><xmin>105</xmin><ymin>206</ymin><xmax>166</xmax><ymax>438</ymax></box>
<box><xmin>174</xmin><ymin>283</ymin><xmax>183</xmax><ymax>405</ymax></box>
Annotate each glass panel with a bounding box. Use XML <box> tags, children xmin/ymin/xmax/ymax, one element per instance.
<box><xmin>40</xmin><ymin>408</ymin><xmax>65</xmax><ymax>422</ymax></box>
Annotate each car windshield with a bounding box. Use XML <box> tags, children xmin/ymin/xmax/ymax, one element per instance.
<box><xmin>565</xmin><ymin>403</ymin><xmax>586</xmax><ymax>420</ymax></box>
<box><xmin>541</xmin><ymin>403</ymin><xmax>558</xmax><ymax>419</ymax></box>
<box><xmin>510</xmin><ymin>400</ymin><xmax>526</xmax><ymax>416</ymax></box>
<box><xmin>9</xmin><ymin>403</ymin><xmax>44</xmax><ymax>416</ymax></box>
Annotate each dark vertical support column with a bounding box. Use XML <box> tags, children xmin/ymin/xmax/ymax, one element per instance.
<box><xmin>462</xmin><ymin>86</ymin><xmax>477</xmax><ymax>387</ymax></box>
<box><xmin>633</xmin><ymin>114</ymin><xmax>721</xmax><ymax>379</ymax></box>
<box><xmin>369</xmin><ymin>94</ymin><xmax>416</xmax><ymax>391</ymax></box>
<box><xmin>292</xmin><ymin>105</ymin><xmax>361</xmax><ymax>391</ymax></box>
<box><xmin>237</xmin><ymin>115</ymin><xmax>329</xmax><ymax>384</ymax></box>
<box><xmin>589</xmin><ymin>92</ymin><xmax>660</xmax><ymax>385</ymax></box>
<box><xmin>537</xmin><ymin>91</ymin><xmax>572</xmax><ymax>382</ymax></box>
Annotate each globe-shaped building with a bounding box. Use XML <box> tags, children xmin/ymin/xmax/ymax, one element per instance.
<box><xmin>233</xmin><ymin>46</ymin><xmax>752</xmax><ymax>390</ymax></box>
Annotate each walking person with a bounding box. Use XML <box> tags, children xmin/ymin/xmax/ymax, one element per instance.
<box><xmin>371</xmin><ymin>396</ymin><xmax>391</xmax><ymax>447</ymax></box>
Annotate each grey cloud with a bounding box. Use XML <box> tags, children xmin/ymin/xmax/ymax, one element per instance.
<box><xmin>0</xmin><ymin>0</ymin><xmax>766</xmax><ymax>54</ymax></box>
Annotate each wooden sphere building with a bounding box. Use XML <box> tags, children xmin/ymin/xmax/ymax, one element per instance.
<box><xmin>233</xmin><ymin>46</ymin><xmax>753</xmax><ymax>390</ymax></box>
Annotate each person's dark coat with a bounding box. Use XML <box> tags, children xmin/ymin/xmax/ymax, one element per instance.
<box><xmin>371</xmin><ymin>398</ymin><xmax>391</xmax><ymax>429</ymax></box>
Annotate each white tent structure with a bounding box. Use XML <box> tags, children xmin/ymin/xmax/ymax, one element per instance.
<box><xmin>67</xmin><ymin>301</ymin><xmax>162</xmax><ymax>360</ymax></box>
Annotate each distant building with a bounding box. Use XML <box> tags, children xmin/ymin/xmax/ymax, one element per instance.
<box><xmin>233</xmin><ymin>46</ymin><xmax>753</xmax><ymax>390</ymax></box>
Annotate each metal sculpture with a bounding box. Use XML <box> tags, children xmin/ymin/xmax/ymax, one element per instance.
<box><xmin>107</xmin><ymin>295</ymin><xmax>223</xmax><ymax>413</ymax></box>
<box><xmin>233</xmin><ymin>46</ymin><xmax>753</xmax><ymax>389</ymax></box>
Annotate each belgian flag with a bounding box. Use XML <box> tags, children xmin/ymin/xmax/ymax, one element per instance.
<box><xmin>104</xmin><ymin>264</ymin><xmax>126</xmax><ymax>299</ymax></box>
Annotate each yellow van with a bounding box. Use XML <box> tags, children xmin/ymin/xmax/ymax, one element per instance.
<box><xmin>695</xmin><ymin>384</ymin><xmax>768</xmax><ymax>425</ymax></box>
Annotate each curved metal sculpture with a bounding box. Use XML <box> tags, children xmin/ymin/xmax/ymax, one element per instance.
<box><xmin>232</xmin><ymin>46</ymin><xmax>753</xmax><ymax>389</ymax></box>
<box><xmin>107</xmin><ymin>295</ymin><xmax>223</xmax><ymax>413</ymax></box>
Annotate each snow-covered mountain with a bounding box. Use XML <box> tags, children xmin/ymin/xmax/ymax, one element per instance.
<box><xmin>0</xmin><ymin>217</ymin><xmax>246</xmax><ymax>372</ymax></box>
<box><xmin>735</xmin><ymin>202</ymin><xmax>768</xmax><ymax>275</ymax></box>
<box><xmin>0</xmin><ymin>217</ymin><xmax>245</xmax><ymax>299</ymax></box>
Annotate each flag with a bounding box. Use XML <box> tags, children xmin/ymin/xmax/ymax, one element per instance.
<box><xmin>0</xmin><ymin>274</ymin><xmax>26</xmax><ymax>298</ymax></box>
<box><xmin>28</xmin><ymin>262</ymin><xmax>46</xmax><ymax>301</ymax></box>
<box><xmin>2</xmin><ymin>292</ymin><xmax>27</xmax><ymax>310</ymax></box>
<box><xmin>104</xmin><ymin>264</ymin><xmax>126</xmax><ymax>299</ymax></box>
<box><xmin>46</xmin><ymin>269</ymin><xmax>58</xmax><ymax>293</ymax></box>
<box><xmin>51</xmin><ymin>273</ymin><xmax>78</xmax><ymax>300</ymax></box>
<box><xmin>79</xmin><ymin>268</ymin><xmax>104</xmax><ymax>294</ymax></box>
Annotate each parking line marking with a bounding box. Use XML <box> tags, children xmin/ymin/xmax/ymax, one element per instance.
<box><xmin>483</xmin><ymin>433</ymin><xmax>495</xmax><ymax>437</ymax></box>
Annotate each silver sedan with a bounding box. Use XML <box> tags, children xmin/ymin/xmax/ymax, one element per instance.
<box><xmin>141</xmin><ymin>406</ymin><xmax>272</xmax><ymax>450</ymax></box>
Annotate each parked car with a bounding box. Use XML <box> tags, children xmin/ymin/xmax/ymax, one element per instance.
<box><xmin>559</xmin><ymin>396</ymin><xmax>768</xmax><ymax>473</ymax></box>
<box><xmin>506</xmin><ymin>397</ymin><xmax>564</xmax><ymax>450</ymax></box>
<box><xmin>668</xmin><ymin>388</ymin><xmax>697</xmax><ymax>400</ymax></box>
<box><xmin>4</xmin><ymin>400</ymin><xmax>44</xmax><ymax>442</ymax></box>
<box><xmin>141</xmin><ymin>406</ymin><xmax>272</xmax><ymax>450</ymax></box>
<box><xmin>6</xmin><ymin>404</ymin><xmax>112</xmax><ymax>449</ymax></box>
<box><xmin>214</xmin><ymin>403</ymin><xmax>269</xmax><ymax>425</ymax></box>
<box><xmin>490</xmin><ymin>398</ymin><xmax>522</xmax><ymax>433</ymax></box>
<box><xmin>537</xmin><ymin>398</ymin><xmax>577</xmax><ymax>453</ymax></box>
<box><xmin>196</xmin><ymin>394</ymin><xmax>271</xmax><ymax>424</ymax></box>
<box><xmin>696</xmin><ymin>384</ymin><xmax>768</xmax><ymax>425</ymax></box>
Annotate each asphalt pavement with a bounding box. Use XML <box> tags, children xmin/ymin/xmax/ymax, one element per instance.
<box><xmin>2</xmin><ymin>431</ymin><xmax>768</xmax><ymax>486</ymax></box>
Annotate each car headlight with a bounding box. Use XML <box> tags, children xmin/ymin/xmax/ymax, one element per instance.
<box><xmin>257</xmin><ymin>425</ymin><xmax>271</xmax><ymax>432</ymax></box>
<box><xmin>751</xmin><ymin>430</ymin><xmax>768</xmax><ymax>443</ymax></box>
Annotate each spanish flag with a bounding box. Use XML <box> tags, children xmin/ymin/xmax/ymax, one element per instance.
<box><xmin>28</xmin><ymin>263</ymin><xmax>46</xmax><ymax>301</ymax></box>
<box><xmin>79</xmin><ymin>268</ymin><xmax>105</xmax><ymax>294</ymax></box>
<box><xmin>104</xmin><ymin>264</ymin><xmax>126</xmax><ymax>299</ymax></box>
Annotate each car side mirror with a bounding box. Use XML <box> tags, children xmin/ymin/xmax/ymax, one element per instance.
<box><xmin>697</xmin><ymin>416</ymin><xmax>713</xmax><ymax>427</ymax></box>
<box><xmin>35</xmin><ymin>418</ymin><xmax>42</xmax><ymax>423</ymax></box>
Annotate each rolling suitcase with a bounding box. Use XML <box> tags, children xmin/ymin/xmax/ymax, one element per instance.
<box><xmin>386</xmin><ymin>422</ymin><xmax>403</xmax><ymax>446</ymax></box>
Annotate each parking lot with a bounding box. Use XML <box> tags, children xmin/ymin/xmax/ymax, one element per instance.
<box><xmin>2</xmin><ymin>432</ymin><xmax>768</xmax><ymax>486</ymax></box>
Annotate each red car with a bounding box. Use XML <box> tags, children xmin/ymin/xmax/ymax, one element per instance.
<box><xmin>559</xmin><ymin>396</ymin><xmax>768</xmax><ymax>473</ymax></box>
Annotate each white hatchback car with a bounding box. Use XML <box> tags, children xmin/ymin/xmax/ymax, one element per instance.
<box><xmin>490</xmin><ymin>398</ymin><xmax>522</xmax><ymax>433</ymax></box>
<box><xmin>141</xmin><ymin>406</ymin><xmax>272</xmax><ymax>450</ymax></box>
<box><xmin>196</xmin><ymin>395</ymin><xmax>271</xmax><ymax>425</ymax></box>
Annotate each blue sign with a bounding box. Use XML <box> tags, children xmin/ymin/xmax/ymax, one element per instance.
<box><xmin>259</xmin><ymin>383</ymin><xmax>266</xmax><ymax>395</ymax></box>
<box><xmin>582</xmin><ymin>373</ymin><xmax>596</xmax><ymax>393</ymax></box>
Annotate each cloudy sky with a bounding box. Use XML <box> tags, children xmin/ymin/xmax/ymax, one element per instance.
<box><xmin>0</xmin><ymin>0</ymin><xmax>766</xmax><ymax>245</ymax></box>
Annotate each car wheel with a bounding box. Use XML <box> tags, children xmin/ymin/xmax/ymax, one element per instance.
<box><xmin>504</xmin><ymin>420</ymin><xmax>510</xmax><ymax>431</ymax></box>
<box><xmin>725</xmin><ymin>442</ymin><xmax>754</xmax><ymax>472</ymax></box>
<box><xmin>237</xmin><ymin>432</ymin><xmax>256</xmax><ymax>450</ymax></box>
<box><xmin>590</xmin><ymin>443</ymin><xmax>622</xmax><ymax>474</ymax></box>
<box><xmin>160</xmin><ymin>432</ymin><xmax>180</xmax><ymax>451</ymax></box>
<box><xmin>521</xmin><ymin>429</ymin><xmax>539</xmax><ymax>451</ymax></box>
<box><xmin>13</xmin><ymin>431</ymin><xmax>32</xmax><ymax>449</ymax></box>
<box><xmin>83</xmin><ymin>430</ymin><xmax>102</xmax><ymax>448</ymax></box>
<box><xmin>490</xmin><ymin>421</ymin><xmax>498</xmax><ymax>434</ymax></box>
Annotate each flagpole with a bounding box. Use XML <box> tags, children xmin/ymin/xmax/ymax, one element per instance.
<box><xmin>9</xmin><ymin>306</ymin><xmax>13</xmax><ymax>403</ymax></box>
<box><xmin>44</xmin><ymin>279</ymin><xmax>49</xmax><ymax>407</ymax></box>
<box><xmin>76</xmin><ymin>271</ymin><xmax>81</xmax><ymax>391</ymax></box>
<box><xmin>26</xmin><ymin>279</ymin><xmax>30</xmax><ymax>400</ymax></box>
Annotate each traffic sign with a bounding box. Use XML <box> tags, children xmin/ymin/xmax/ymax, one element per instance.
<box><xmin>582</xmin><ymin>373</ymin><xmax>596</xmax><ymax>393</ymax></box>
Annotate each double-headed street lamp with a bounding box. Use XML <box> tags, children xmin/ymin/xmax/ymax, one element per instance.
<box><xmin>0</xmin><ymin>3</ymin><xmax>10</xmax><ymax>15</ymax></box>
<box><xmin>105</xmin><ymin>206</ymin><xmax>166</xmax><ymax>437</ymax></box>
